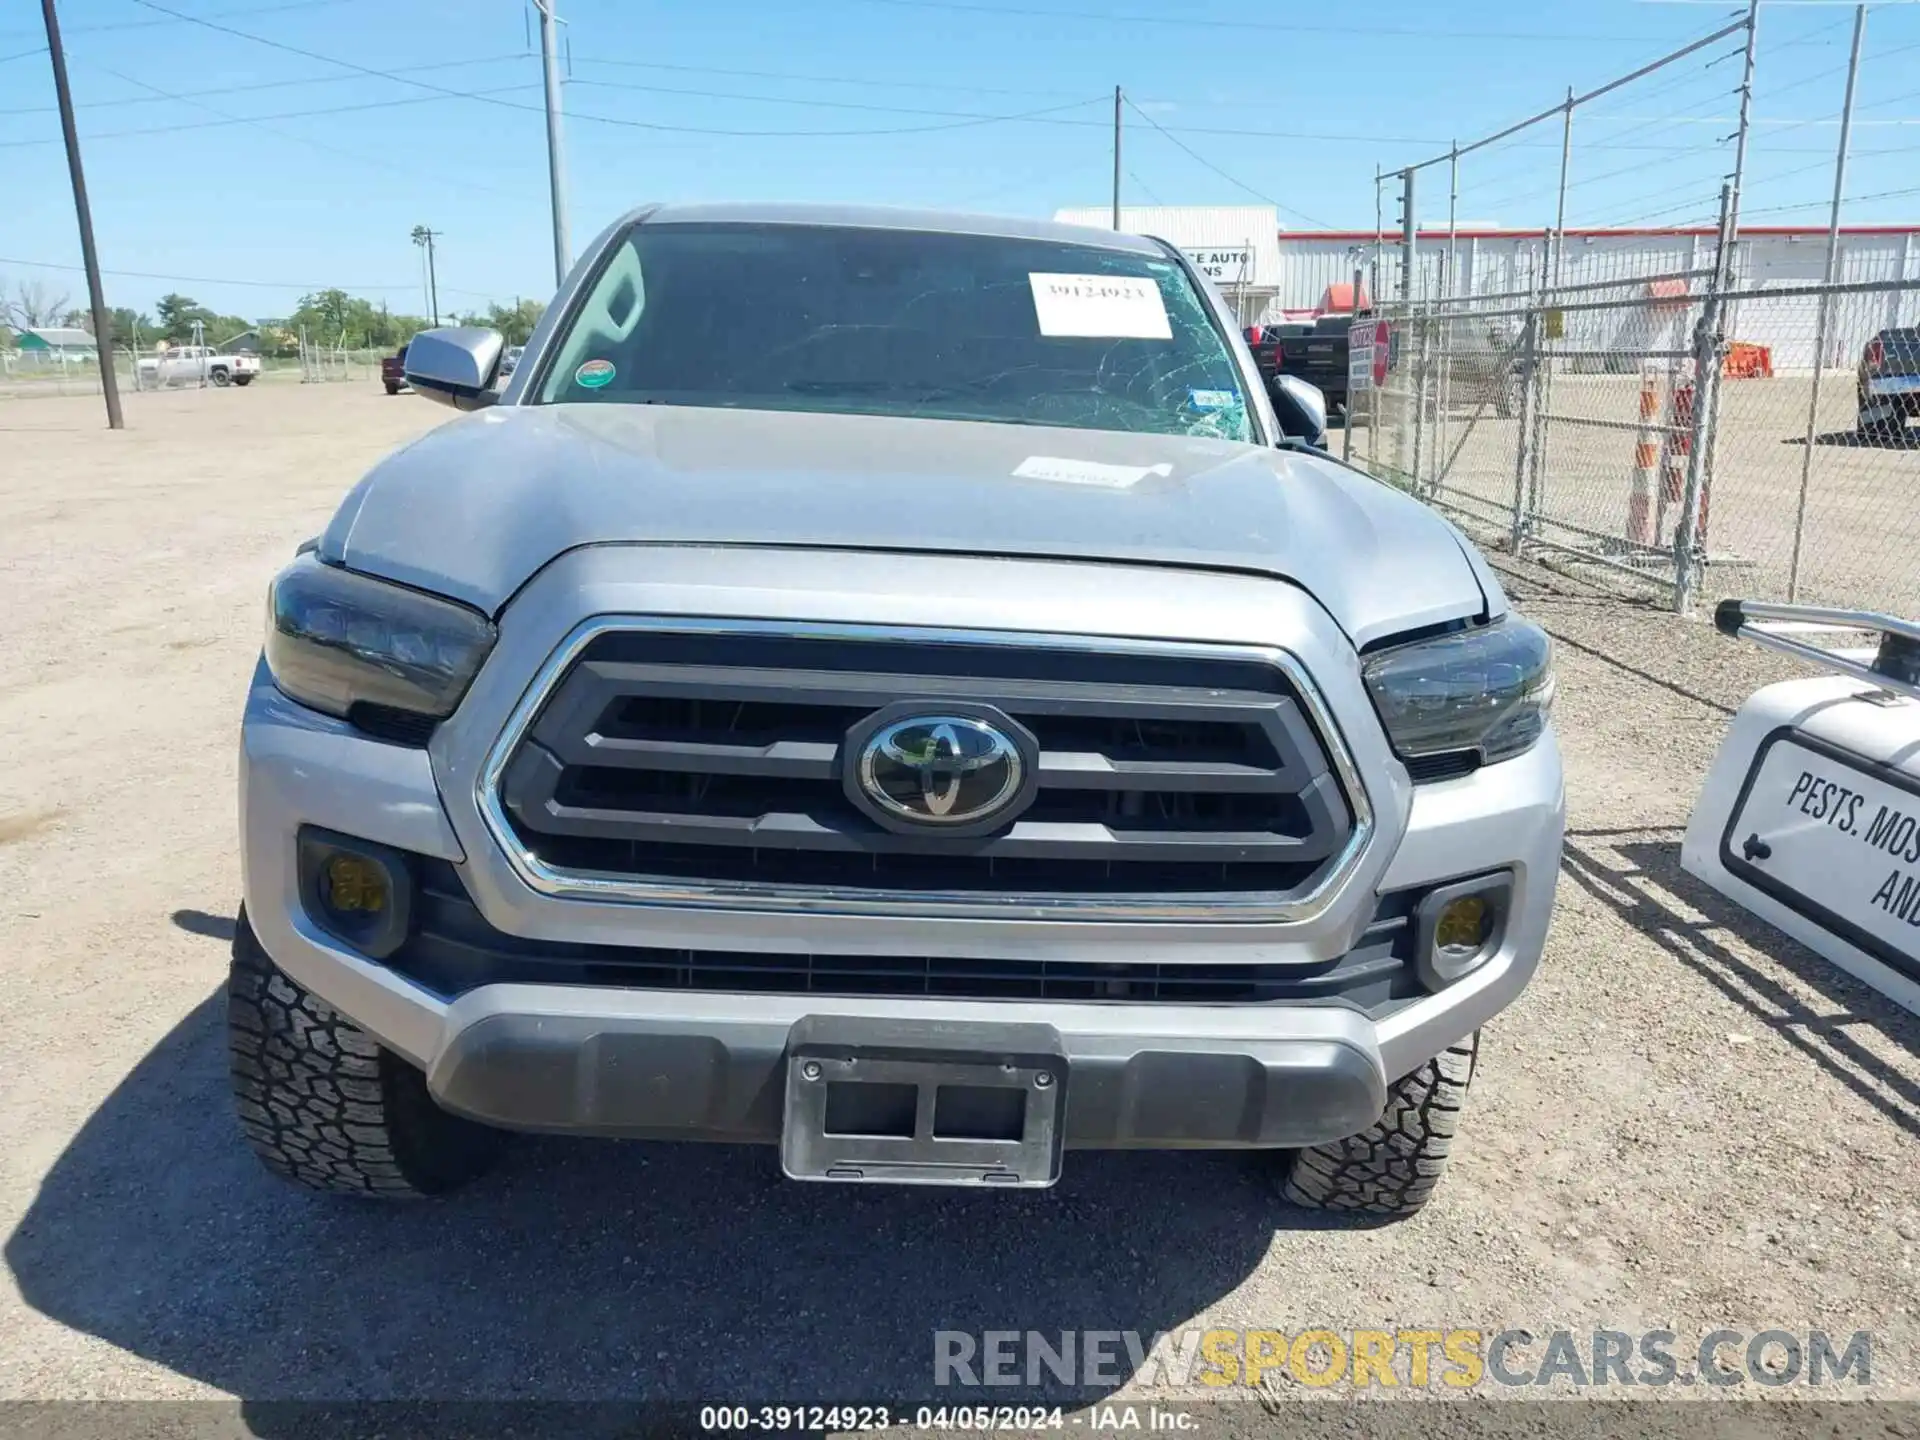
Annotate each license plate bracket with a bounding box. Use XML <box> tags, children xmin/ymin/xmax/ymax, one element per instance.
<box><xmin>780</xmin><ymin>1016</ymin><xmax>1066</xmax><ymax>1188</ymax></box>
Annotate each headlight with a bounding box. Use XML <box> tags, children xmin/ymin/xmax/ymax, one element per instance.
<box><xmin>264</xmin><ymin>553</ymin><xmax>495</xmax><ymax>722</ymax></box>
<box><xmin>1361</xmin><ymin>616</ymin><xmax>1554</xmax><ymax>765</ymax></box>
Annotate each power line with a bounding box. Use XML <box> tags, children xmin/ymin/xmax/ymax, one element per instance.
<box><xmin>1740</xmin><ymin>182</ymin><xmax>1920</xmax><ymax>217</ymax></box>
<box><xmin>0</xmin><ymin>52</ymin><xmax>531</xmax><ymax>115</ymax></box>
<box><xmin>574</xmin><ymin>53</ymin><xmax>1086</xmax><ymax>103</ymax></box>
<box><xmin>0</xmin><ymin>0</ymin><xmax>360</xmax><ymax>43</ymax></box>
<box><xmin>565</xmin><ymin>76</ymin><xmax>1451</xmax><ymax>145</ymax></box>
<box><xmin>0</xmin><ymin>85</ymin><xmax>550</xmax><ymax>148</ymax></box>
<box><xmin>0</xmin><ymin>44</ymin><xmax>47</xmax><ymax>65</ymax></box>
<box><xmin>846</xmin><ymin>0</ymin><xmax>1670</xmax><ymax>42</ymax></box>
<box><xmin>120</xmin><ymin>0</ymin><xmax>1115</xmax><ymax>140</ymax></box>
<box><xmin>89</xmin><ymin>63</ymin><xmax>530</xmax><ymax>201</ymax></box>
<box><xmin>1122</xmin><ymin>98</ymin><xmax>1334</xmax><ymax>228</ymax></box>
<box><xmin>1125</xmin><ymin>168</ymin><xmax>1166</xmax><ymax>206</ymax></box>
<box><xmin>0</xmin><ymin>255</ymin><xmax>419</xmax><ymax>292</ymax></box>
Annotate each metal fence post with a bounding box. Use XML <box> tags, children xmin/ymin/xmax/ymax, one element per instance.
<box><xmin>1410</xmin><ymin>301</ymin><xmax>1430</xmax><ymax>494</ymax></box>
<box><xmin>1342</xmin><ymin>265</ymin><xmax>1362</xmax><ymax>465</ymax></box>
<box><xmin>1509</xmin><ymin>309</ymin><xmax>1539</xmax><ymax>555</ymax></box>
<box><xmin>1788</xmin><ymin>2</ymin><xmax>1866</xmax><ymax>603</ymax></box>
<box><xmin>1674</xmin><ymin>183</ymin><xmax>1735</xmax><ymax>615</ymax></box>
<box><xmin>1523</xmin><ymin>290</ymin><xmax>1553</xmax><ymax>549</ymax></box>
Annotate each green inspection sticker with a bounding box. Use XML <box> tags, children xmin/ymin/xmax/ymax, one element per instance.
<box><xmin>575</xmin><ymin>358</ymin><xmax>616</xmax><ymax>389</ymax></box>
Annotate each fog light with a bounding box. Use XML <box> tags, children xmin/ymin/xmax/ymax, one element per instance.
<box><xmin>1433</xmin><ymin>895</ymin><xmax>1488</xmax><ymax>954</ymax></box>
<box><xmin>1415</xmin><ymin>875</ymin><xmax>1512</xmax><ymax>992</ymax></box>
<box><xmin>321</xmin><ymin>853</ymin><xmax>388</xmax><ymax>915</ymax></box>
<box><xmin>297</xmin><ymin>827</ymin><xmax>412</xmax><ymax>959</ymax></box>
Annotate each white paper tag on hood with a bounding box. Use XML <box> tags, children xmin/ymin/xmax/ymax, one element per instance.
<box><xmin>1028</xmin><ymin>273</ymin><xmax>1173</xmax><ymax>340</ymax></box>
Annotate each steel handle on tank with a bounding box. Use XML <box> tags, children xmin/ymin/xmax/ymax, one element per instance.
<box><xmin>1714</xmin><ymin>598</ymin><xmax>1920</xmax><ymax>702</ymax></box>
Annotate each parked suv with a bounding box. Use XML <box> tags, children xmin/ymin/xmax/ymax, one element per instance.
<box><xmin>1858</xmin><ymin>327</ymin><xmax>1920</xmax><ymax>441</ymax></box>
<box><xmin>233</xmin><ymin>204</ymin><xmax>1563</xmax><ymax>1216</ymax></box>
<box><xmin>381</xmin><ymin>346</ymin><xmax>409</xmax><ymax>395</ymax></box>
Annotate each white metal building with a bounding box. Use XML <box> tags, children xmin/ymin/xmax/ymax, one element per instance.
<box><xmin>1279</xmin><ymin>225</ymin><xmax>1920</xmax><ymax>369</ymax></box>
<box><xmin>1050</xmin><ymin>205</ymin><xmax>1920</xmax><ymax>366</ymax></box>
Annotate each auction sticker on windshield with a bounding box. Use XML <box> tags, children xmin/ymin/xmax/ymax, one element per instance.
<box><xmin>1723</xmin><ymin>732</ymin><xmax>1920</xmax><ymax>973</ymax></box>
<box><xmin>1029</xmin><ymin>273</ymin><xmax>1172</xmax><ymax>340</ymax></box>
<box><xmin>575</xmin><ymin>359</ymin><xmax>617</xmax><ymax>389</ymax></box>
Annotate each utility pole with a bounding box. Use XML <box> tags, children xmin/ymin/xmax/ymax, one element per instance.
<box><xmin>1551</xmin><ymin>87</ymin><xmax>1574</xmax><ymax>290</ymax></box>
<box><xmin>1111</xmin><ymin>85</ymin><xmax>1122</xmax><ymax>231</ymax></box>
<box><xmin>411</xmin><ymin>225</ymin><xmax>441</xmax><ymax>326</ymax></box>
<box><xmin>42</xmin><ymin>0</ymin><xmax>121</xmax><ymax>429</ymax></box>
<box><xmin>1398</xmin><ymin>168</ymin><xmax>1416</xmax><ymax>301</ymax></box>
<box><xmin>1727</xmin><ymin>0</ymin><xmax>1762</xmax><ymax>250</ymax></box>
<box><xmin>1674</xmin><ymin>0</ymin><xmax>1761</xmax><ymax>613</ymax></box>
<box><xmin>535</xmin><ymin>0</ymin><xmax>571</xmax><ymax>287</ymax></box>
<box><xmin>1788</xmin><ymin>2</ymin><xmax>1865</xmax><ymax>602</ymax></box>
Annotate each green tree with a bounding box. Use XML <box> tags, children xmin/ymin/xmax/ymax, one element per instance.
<box><xmin>108</xmin><ymin>306</ymin><xmax>155</xmax><ymax>343</ymax></box>
<box><xmin>154</xmin><ymin>292</ymin><xmax>220</xmax><ymax>343</ymax></box>
<box><xmin>485</xmin><ymin>299</ymin><xmax>545</xmax><ymax>345</ymax></box>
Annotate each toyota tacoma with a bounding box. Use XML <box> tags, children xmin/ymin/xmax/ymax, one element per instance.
<box><xmin>233</xmin><ymin>203</ymin><xmax>1563</xmax><ymax>1215</ymax></box>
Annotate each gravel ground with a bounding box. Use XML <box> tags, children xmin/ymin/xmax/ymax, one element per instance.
<box><xmin>1</xmin><ymin>384</ymin><xmax>1917</xmax><ymax>1425</ymax></box>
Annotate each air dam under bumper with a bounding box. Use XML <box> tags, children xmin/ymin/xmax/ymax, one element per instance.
<box><xmin>423</xmin><ymin>988</ymin><xmax>1387</xmax><ymax>1149</ymax></box>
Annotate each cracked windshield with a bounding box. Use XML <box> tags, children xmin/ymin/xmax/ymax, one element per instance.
<box><xmin>537</xmin><ymin>222</ymin><xmax>1254</xmax><ymax>442</ymax></box>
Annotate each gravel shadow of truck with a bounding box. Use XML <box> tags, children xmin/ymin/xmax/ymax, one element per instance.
<box><xmin>6</xmin><ymin>988</ymin><xmax>1306</xmax><ymax>1412</ymax></box>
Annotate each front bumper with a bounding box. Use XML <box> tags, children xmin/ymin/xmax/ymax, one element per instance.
<box><xmin>238</xmin><ymin>546</ymin><xmax>1565</xmax><ymax>1150</ymax></box>
<box><xmin>424</xmin><ymin>985</ymin><xmax>1387</xmax><ymax>1148</ymax></box>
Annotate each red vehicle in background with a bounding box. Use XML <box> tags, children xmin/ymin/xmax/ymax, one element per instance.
<box><xmin>381</xmin><ymin>345</ymin><xmax>410</xmax><ymax>396</ymax></box>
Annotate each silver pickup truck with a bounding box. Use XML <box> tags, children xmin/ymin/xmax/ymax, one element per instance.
<box><xmin>233</xmin><ymin>204</ymin><xmax>1563</xmax><ymax>1216</ymax></box>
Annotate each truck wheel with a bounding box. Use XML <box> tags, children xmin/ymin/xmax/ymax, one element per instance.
<box><xmin>210</xmin><ymin>368</ymin><xmax>231</xmax><ymax>387</ymax></box>
<box><xmin>1279</xmin><ymin>1035</ymin><xmax>1477</xmax><ymax>1218</ymax></box>
<box><xmin>227</xmin><ymin>909</ymin><xmax>500</xmax><ymax>1197</ymax></box>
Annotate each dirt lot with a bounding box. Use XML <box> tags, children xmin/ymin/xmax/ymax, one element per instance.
<box><xmin>1356</xmin><ymin>372</ymin><xmax>1920</xmax><ymax>618</ymax></box>
<box><xmin>1</xmin><ymin>382</ymin><xmax>1917</xmax><ymax>1420</ymax></box>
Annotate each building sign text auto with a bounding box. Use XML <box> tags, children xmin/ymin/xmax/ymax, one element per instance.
<box><xmin>1183</xmin><ymin>246</ymin><xmax>1255</xmax><ymax>282</ymax></box>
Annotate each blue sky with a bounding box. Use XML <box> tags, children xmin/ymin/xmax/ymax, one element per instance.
<box><xmin>3</xmin><ymin>0</ymin><xmax>1917</xmax><ymax>322</ymax></box>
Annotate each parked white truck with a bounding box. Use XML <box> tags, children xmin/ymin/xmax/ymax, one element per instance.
<box><xmin>137</xmin><ymin>345</ymin><xmax>260</xmax><ymax>388</ymax></box>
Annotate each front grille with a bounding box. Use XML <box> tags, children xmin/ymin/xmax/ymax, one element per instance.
<box><xmin>389</xmin><ymin>859</ymin><xmax>1420</xmax><ymax>1012</ymax></box>
<box><xmin>492</xmin><ymin>625</ymin><xmax>1358</xmax><ymax>910</ymax></box>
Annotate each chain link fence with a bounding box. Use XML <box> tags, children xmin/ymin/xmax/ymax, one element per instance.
<box><xmin>1345</xmin><ymin>3</ymin><xmax>1920</xmax><ymax>616</ymax></box>
<box><xmin>1350</xmin><ymin>269</ymin><xmax>1919</xmax><ymax>614</ymax></box>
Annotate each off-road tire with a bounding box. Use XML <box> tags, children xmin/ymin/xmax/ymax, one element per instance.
<box><xmin>210</xmin><ymin>368</ymin><xmax>231</xmax><ymax>387</ymax></box>
<box><xmin>1279</xmin><ymin>1035</ymin><xmax>1477</xmax><ymax>1217</ymax></box>
<box><xmin>227</xmin><ymin>910</ymin><xmax>499</xmax><ymax>1197</ymax></box>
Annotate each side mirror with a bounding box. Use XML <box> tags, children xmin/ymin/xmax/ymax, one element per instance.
<box><xmin>1268</xmin><ymin>374</ymin><xmax>1329</xmax><ymax>448</ymax></box>
<box><xmin>403</xmin><ymin>327</ymin><xmax>505</xmax><ymax>411</ymax></box>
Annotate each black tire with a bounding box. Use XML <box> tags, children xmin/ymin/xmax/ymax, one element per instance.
<box><xmin>1279</xmin><ymin>1035</ymin><xmax>1477</xmax><ymax>1218</ymax></box>
<box><xmin>233</xmin><ymin>375</ymin><xmax>253</xmax><ymax>387</ymax></box>
<box><xmin>210</xmin><ymin>368</ymin><xmax>231</xmax><ymax>387</ymax></box>
<box><xmin>227</xmin><ymin>909</ymin><xmax>500</xmax><ymax>1197</ymax></box>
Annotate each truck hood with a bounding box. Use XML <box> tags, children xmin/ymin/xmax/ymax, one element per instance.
<box><xmin>323</xmin><ymin>404</ymin><xmax>1493</xmax><ymax>648</ymax></box>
